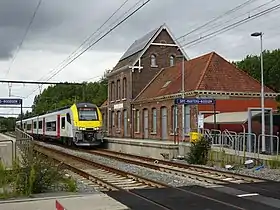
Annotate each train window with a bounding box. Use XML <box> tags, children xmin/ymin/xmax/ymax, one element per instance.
<box><xmin>66</xmin><ymin>113</ymin><xmax>71</xmax><ymax>124</ymax></box>
<box><xmin>46</xmin><ymin>121</ymin><xmax>56</xmax><ymax>131</ymax></box>
<box><xmin>61</xmin><ymin>117</ymin><xmax>65</xmax><ymax>129</ymax></box>
<box><xmin>38</xmin><ymin>121</ymin><xmax>42</xmax><ymax>129</ymax></box>
<box><xmin>33</xmin><ymin>121</ymin><xmax>37</xmax><ymax>129</ymax></box>
<box><xmin>27</xmin><ymin>124</ymin><xmax>31</xmax><ymax>130</ymax></box>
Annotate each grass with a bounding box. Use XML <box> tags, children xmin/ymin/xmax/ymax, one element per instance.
<box><xmin>0</xmin><ymin>146</ymin><xmax>78</xmax><ymax>199</ymax></box>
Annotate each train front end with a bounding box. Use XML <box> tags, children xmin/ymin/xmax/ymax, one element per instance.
<box><xmin>71</xmin><ymin>103</ymin><xmax>104</xmax><ymax>147</ymax></box>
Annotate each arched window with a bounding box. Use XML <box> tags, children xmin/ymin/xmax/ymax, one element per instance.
<box><xmin>152</xmin><ymin>108</ymin><xmax>157</xmax><ymax>133</ymax></box>
<box><xmin>122</xmin><ymin>77</ymin><xmax>127</xmax><ymax>99</ymax></box>
<box><xmin>170</xmin><ymin>55</ymin><xmax>175</xmax><ymax>67</ymax></box>
<box><xmin>117</xmin><ymin>79</ymin><xmax>120</xmax><ymax>100</ymax></box>
<box><xmin>151</xmin><ymin>54</ymin><xmax>157</xmax><ymax>67</ymax></box>
<box><xmin>135</xmin><ymin>110</ymin><xmax>140</xmax><ymax>132</ymax></box>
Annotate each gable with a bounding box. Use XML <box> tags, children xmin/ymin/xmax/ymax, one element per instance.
<box><xmin>135</xmin><ymin>53</ymin><xmax>212</xmax><ymax>101</ymax></box>
<box><xmin>134</xmin><ymin>52</ymin><xmax>276</xmax><ymax>102</ymax></box>
<box><xmin>109</xmin><ymin>24</ymin><xmax>189</xmax><ymax>75</ymax></box>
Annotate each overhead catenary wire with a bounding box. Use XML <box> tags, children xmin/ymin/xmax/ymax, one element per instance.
<box><xmin>24</xmin><ymin>0</ymin><xmax>278</xmax><ymax>100</ymax></box>
<box><xmin>176</xmin><ymin>0</ymin><xmax>258</xmax><ymax>41</ymax></box>
<box><xmin>5</xmin><ymin>0</ymin><xmax>42</xmax><ymax>78</ymax></box>
<box><xmin>194</xmin><ymin>0</ymin><xmax>277</xmax><ymax>39</ymax></box>
<box><xmin>42</xmin><ymin>0</ymin><xmax>258</xmax><ymax>84</ymax></box>
<box><xmin>181</xmin><ymin>2</ymin><xmax>280</xmax><ymax>48</ymax></box>
<box><xmin>37</xmin><ymin>0</ymin><xmax>131</xmax><ymax>82</ymax></box>
<box><xmin>24</xmin><ymin>0</ymin><xmax>147</xmax><ymax>98</ymax></box>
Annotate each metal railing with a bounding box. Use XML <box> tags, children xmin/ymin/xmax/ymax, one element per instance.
<box><xmin>203</xmin><ymin>128</ymin><xmax>279</xmax><ymax>157</ymax></box>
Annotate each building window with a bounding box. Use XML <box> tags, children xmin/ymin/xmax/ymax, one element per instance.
<box><xmin>184</xmin><ymin>105</ymin><xmax>191</xmax><ymax>134</ymax></box>
<box><xmin>151</xmin><ymin>54</ymin><xmax>157</xmax><ymax>67</ymax></box>
<box><xmin>172</xmin><ymin>106</ymin><xmax>178</xmax><ymax>134</ymax></box>
<box><xmin>117</xmin><ymin>111</ymin><xmax>121</xmax><ymax>129</ymax></box>
<box><xmin>110</xmin><ymin>81</ymin><xmax>115</xmax><ymax>101</ymax></box>
<box><xmin>122</xmin><ymin>77</ymin><xmax>127</xmax><ymax>99</ymax></box>
<box><xmin>152</xmin><ymin>108</ymin><xmax>157</xmax><ymax>133</ymax></box>
<box><xmin>170</xmin><ymin>55</ymin><xmax>175</xmax><ymax>67</ymax></box>
<box><xmin>135</xmin><ymin>110</ymin><xmax>140</xmax><ymax>132</ymax></box>
<box><xmin>117</xmin><ymin>79</ymin><xmax>120</xmax><ymax>100</ymax></box>
<box><xmin>111</xmin><ymin>111</ymin><xmax>115</xmax><ymax>127</ymax></box>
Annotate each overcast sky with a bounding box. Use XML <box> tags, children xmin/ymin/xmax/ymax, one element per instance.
<box><xmin>0</xmin><ymin>0</ymin><xmax>279</xmax><ymax>117</ymax></box>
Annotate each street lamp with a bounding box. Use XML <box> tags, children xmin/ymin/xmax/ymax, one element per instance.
<box><xmin>251</xmin><ymin>32</ymin><xmax>265</xmax><ymax>152</ymax></box>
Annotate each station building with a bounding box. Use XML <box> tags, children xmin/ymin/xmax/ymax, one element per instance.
<box><xmin>100</xmin><ymin>24</ymin><xmax>279</xmax><ymax>141</ymax></box>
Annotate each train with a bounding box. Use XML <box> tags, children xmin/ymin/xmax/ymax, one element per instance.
<box><xmin>15</xmin><ymin>102</ymin><xmax>104</xmax><ymax>147</ymax></box>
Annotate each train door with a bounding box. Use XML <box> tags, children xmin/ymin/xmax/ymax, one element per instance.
<box><xmin>66</xmin><ymin>113</ymin><xmax>73</xmax><ymax>137</ymax></box>
<box><xmin>61</xmin><ymin>116</ymin><xmax>66</xmax><ymax>137</ymax></box>
<box><xmin>43</xmin><ymin>117</ymin><xmax>45</xmax><ymax>137</ymax></box>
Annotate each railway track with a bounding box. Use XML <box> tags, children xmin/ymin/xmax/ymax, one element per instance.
<box><xmin>34</xmin><ymin>144</ymin><xmax>165</xmax><ymax>191</ymax></box>
<box><xmin>34</xmin><ymin>143</ymin><xmax>248</xmax><ymax>209</ymax></box>
<box><xmin>86</xmin><ymin>149</ymin><xmax>269</xmax><ymax>186</ymax></box>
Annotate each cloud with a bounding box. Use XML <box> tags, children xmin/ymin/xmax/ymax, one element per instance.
<box><xmin>0</xmin><ymin>0</ymin><xmax>280</xmax><ymax>116</ymax></box>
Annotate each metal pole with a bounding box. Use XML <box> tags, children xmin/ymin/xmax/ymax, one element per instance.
<box><xmin>260</xmin><ymin>33</ymin><xmax>265</xmax><ymax>152</ymax></box>
<box><xmin>181</xmin><ymin>57</ymin><xmax>185</xmax><ymax>145</ymax></box>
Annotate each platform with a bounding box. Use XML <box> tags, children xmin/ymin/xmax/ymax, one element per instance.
<box><xmin>104</xmin><ymin>137</ymin><xmax>179</xmax><ymax>160</ymax></box>
<box><xmin>105</xmin><ymin>137</ymin><xmax>279</xmax><ymax>163</ymax></box>
<box><xmin>0</xmin><ymin>193</ymin><xmax>129</xmax><ymax>210</ymax></box>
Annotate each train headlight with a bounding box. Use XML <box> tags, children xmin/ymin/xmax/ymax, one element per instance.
<box><xmin>79</xmin><ymin>127</ymin><xmax>86</xmax><ymax>130</ymax></box>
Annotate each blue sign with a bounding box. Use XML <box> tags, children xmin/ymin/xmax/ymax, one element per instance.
<box><xmin>0</xmin><ymin>98</ymin><xmax>22</xmax><ymax>105</ymax></box>
<box><xmin>174</xmin><ymin>98</ymin><xmax>215</xmax><ymax>105</ymax></box>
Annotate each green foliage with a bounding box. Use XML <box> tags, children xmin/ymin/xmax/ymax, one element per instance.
<box><xmin>267</xmin><ymin>156</ymin><xmax>280</xmax><ymax>169</ymax></box>
<box><xmin>0</xmin><ymin>117</ymin><xmax>16</xmax><ymax>132</ymax></box>
<box><xmin>0</xmin><ymin>146</ymin><xmax>78</xmax><ymax>198</ymax></box>
<box><xmin>20</xmin><ymin>75</ymin><xmax>108</xmax><ymax>118</ymax></box>
<box><xmin>186</xmin><ymin>137</ymin><xmax>211</xmax><ymax>165</ymax></box>
<box><xmin>233</xmin><ymin>49</ymin><xmax>280</xmax><ymax>93</ymax></box>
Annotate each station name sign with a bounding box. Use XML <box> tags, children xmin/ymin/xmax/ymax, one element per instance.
<box><xmin>0</xmin><ymin>98</ymin><xmax>22</xmax><ymax>105</ymax></box>
<box><xmin>174</xmin><ymin>98</ymin><xmax>216</xmax><ymax>105</ymax></box>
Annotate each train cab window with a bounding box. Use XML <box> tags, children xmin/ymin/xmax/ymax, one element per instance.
<box><xmin>61</xmin><ymin>117</ymin><xmax>66</xmax><ymax>129</ymax></box>
<box><xmin>66</xmin><ymin>113</ymin><xmax>71</xmax><ymax>124</ymax></box>
<box><xmin>78</xmin><ymin>107</ymin><xmax>98</xmax><ymax>121</ymax></box>
<box><xmin>38</xmin><ymin>121</ymin><xmax>42</xmax><ymax>129</ymax></box>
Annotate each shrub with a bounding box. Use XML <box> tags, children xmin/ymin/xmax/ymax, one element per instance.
<box><xmin>0</xmin><ymin>143</ymin><xmax>78</xmax><ymax>198</ymax></box>
<box><xmin>186</xmin><ymin>136</ymin><xmax>211</xmax><ymax>165</ymax></box>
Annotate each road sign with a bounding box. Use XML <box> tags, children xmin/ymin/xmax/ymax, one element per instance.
<box><xmin>0</xmin><ymin>98</ymin><xmax>22</xmax><ymax>105</ymax></box>
<box><xmin>174</xmin><ymin>98</ymin><xmax>215</xmax><ymax>105</ymax></box>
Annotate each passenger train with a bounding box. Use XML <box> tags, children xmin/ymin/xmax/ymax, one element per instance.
<box><xmin>16</xmin><ymin>102</ymin><xmax>104</xmax><ymax>147</ymax></box>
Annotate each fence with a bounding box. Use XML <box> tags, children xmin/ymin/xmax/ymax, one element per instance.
<box><xmin>203</xmin><ymin>128</ymin><xmax>279</xmax><ymax>158</ymax></box>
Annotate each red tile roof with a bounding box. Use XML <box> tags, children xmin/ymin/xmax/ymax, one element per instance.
<box><xmin>135</xmin><ymin>51</ymin><xmax>275</xmax><ymax>101</ymax></box>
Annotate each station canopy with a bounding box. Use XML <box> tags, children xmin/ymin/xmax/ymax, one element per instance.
<box><xmin>203</xmin><ymin>111</ymin><xmax>262</xmax><ymax>124</ymax></box>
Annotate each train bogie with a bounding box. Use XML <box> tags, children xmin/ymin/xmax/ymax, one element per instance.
<box><xmin>16</xmin><ymin>102</ymin><xmax>104</xmax><ymax>147</ymax></box>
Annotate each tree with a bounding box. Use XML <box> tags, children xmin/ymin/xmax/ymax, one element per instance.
<box><xmin>233</xmin><ymin>49</ymin><xmax>280</xmax><ymax>92</ymax></box>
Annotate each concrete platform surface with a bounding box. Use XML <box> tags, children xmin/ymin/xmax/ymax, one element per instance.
<box><xmin>0</xmin><ymin>193</ymin><xmax>129</xmax><ymax>210</ymax></box>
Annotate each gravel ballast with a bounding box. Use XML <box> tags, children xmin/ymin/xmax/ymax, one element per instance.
<box><xmin>35</xmin><ymin>142</ymin><xmax>215</xmax><ymax>188</ymax></box>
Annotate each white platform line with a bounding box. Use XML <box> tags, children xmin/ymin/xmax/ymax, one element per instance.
<box><xmin>237</xmin><ymin>193</ymin><xmax>259</xmax><ymax>197</ymax></box>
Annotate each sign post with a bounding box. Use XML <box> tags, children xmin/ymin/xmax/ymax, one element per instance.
<box><xmin>174</xmin><ymin>98</ymin><xmax>216</xmax><ymax>131</ymax></box>
<box><xmin>0</xmin><ymin>98</ymin><xmax>23</xmax><ymax>129</ymax></box>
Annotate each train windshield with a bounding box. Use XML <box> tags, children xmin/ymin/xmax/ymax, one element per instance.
<box><xmin>78</xmin><ymin>107</ymin><xmax>98</xmax><ymax>121</ymax></box>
